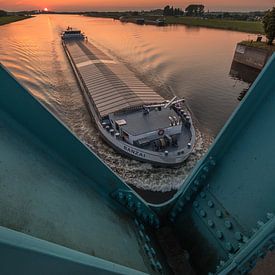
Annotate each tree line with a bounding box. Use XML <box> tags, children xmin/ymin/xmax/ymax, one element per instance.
<box><xmin>163</xmin><ymin>5</ymin><xmax>205</xmax><ymax>16</ymax></box>
<box><xmin>0</xmin><ymin>10</ymin><xmax>8</xmax><ymax>16</ymax></box>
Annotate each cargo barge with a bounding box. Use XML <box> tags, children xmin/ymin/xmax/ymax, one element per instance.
<box><xmin>62</xmin><ymin>28</ymin><xmax>195</xmax><ymax>166</ymax></box>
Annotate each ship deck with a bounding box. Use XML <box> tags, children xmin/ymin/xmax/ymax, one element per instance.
<box><xmin>64</xmin><ymin>40</ymin><xmax>164</xmax><ymax>118</ymax></box>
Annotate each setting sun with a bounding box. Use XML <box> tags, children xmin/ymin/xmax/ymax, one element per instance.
<box><xmin>43</xmin><ymin>8</ymin><xmax>48</xmax><ymax>12</ymax></box>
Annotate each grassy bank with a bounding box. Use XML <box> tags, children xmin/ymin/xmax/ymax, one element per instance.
<box><xmin>164</xmin><ymin>16</ymin><xmax>264</xmax><ymax>34</ymax></box>
<box><xmin>240</xmin><ymin>41</ymin><xmax>275</xmax><ymax>51</ymax></box>
<box><xmin>0</xmin><ymin>16</ymin><xmax>33</xmax><ymax>26</ymax></box>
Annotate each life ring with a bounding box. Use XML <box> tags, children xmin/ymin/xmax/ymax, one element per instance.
<box><xmin>158</xmin><ymin>129</ymin><xmax>165</xmax><ymax>136</ymax></box>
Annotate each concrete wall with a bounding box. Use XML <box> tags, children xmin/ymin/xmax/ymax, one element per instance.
<box><xmin>233</xmin><ymin>43</ymin><xmax>273</xmax><ymax>70</ymax></box>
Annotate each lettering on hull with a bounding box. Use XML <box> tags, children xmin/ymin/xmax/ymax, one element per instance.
<box><xmin>123</xmin><ymin>146</ymin><xmax>146</xmax><ymax>158</ymax></box>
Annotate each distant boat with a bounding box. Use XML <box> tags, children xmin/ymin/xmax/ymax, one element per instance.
<box><xmin>62</xmin><ymin>28</ymin><xmax>195</xmax><ymax>167</ymax></box>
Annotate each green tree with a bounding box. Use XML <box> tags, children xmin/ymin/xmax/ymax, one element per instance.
<box><xmin>263</xmin><ymin>7</ymin><xmax>275</xmax><ymax>45</ymax></box>
<box><xmin>185</xmin><ymin>4</ymin><xmax>205</xmax><ymax>17</ymax></box>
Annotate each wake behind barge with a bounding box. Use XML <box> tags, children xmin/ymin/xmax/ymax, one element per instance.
<box><xmin>62</xmin><ymin>28</ymin><xmax>195</xmax><ymax>167</ymax></box>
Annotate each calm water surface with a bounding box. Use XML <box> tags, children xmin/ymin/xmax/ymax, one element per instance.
<box><xmin>0</xmin><ymin>15</ymin><xmax>252</xmax><ymax>191</ymax></box>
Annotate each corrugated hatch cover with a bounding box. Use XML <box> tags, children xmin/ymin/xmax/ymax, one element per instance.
<box><xmin>65</xmin><ymin>41</ymin><xmax>164</xmax><ymax>118</ymax></box>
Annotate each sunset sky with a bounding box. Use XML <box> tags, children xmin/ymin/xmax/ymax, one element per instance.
<box><xmin>0</xmin><ymin>0</ymin><xmax>273</xmax><ymax>12</ymax></box>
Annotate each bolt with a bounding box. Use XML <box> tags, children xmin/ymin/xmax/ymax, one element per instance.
<box><xmin>225</xmin><ymin>220</ymin><xmax>232</xmax><ymax>229</ymax></box>
<box><xmin>144</xmin><ymin>244</ymin><xmax>150</xmax><ymax>253</ymax></box>
<box><xmin>235</xmin><ymin>231</ymin><xmax>243</xmax><ymax>241</ymax></box>
<box><xmin>150</xmin><ymin>259</ymin><xmax>157</xmax><ymax>270</ymax></box>
<box><xmin>138</xmin><ymin>230</ymin><xmax>144</xmax><ymax>239</ymax></box>
<box><xmin>145</xmin><ymin>234</ymin><xmax>150</xmax><ymax>242</ymax></box>
<box><xmin>226</xmin><ymin>242</ymin><xmax>233</xmax><ymax>252</ymax></box>
<box><xmin>267</xmin><ymin>213</ymin><xmax>274</xmax><ymax>219</ymax></box>
<box><xmin>156</xmin><ymin>261</ymin><xmax>163</xmax><ymax>272</ymax></box>
<box><xmin>200</xmin><ymin>210</ymin><xmax>206</xmax><ymax>217</ymax></box>
<box><xmin>193</xmin><ymin>201</ymin><xmax>199</xmax><ymax>208</ymax></box>
<box><xmin>216</xmin><ymin>230</ymin><xmax>223</xmax><ymax>239</ymax></box>
<box><xmin>127</xmin><ymin>194</ymin><xmax>132</xmax><ymax>202</ymax></box>
<box><xmin>194</xmin><ymin>179</ymin><xmax>200</xmax><ymax>186</ymax></box>
<box><xmin>200</xmin><ymin>192</ymin><xmax>206</xmax><ymax>198</ymax></box>
<box><xmin>208</xmin><ymin>219</ymin><xmax>214</xmax><ymax>228</ymax></box>
<box><xmin>216</xmin><ymin>209</ymin><xmax>223</xmax><ymax>218</ymax></box>
<box><xmin>257</xmin><ymin>221</ymin><xmax>264</xmax><ymax>227</ymax></box>
<box><xmin>208</xmin><ymin>200</ymin><xmax>214</xmax><ymax>208</ymax></box>
<box><xmin>118</xmin><ymin>192</ymin><xmax>124</xmax><ymax>201</ymax></box>
<box><xmin>151</xmin><ymin>247</ymin><xmax>156</xmax><ymax>256</ymax></box>
<box><xmin>134</xmin><ymin>219</ymin><xmax>139</xmax><ymax>227</ymax></box>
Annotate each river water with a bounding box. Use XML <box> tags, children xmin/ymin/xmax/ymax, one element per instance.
<box><xmin>0</xmin><ymin>15</ymin><xmax>253</xmax><ymax>192</ymax></box>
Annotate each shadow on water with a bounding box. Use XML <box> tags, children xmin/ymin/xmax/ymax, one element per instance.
<box><xmin>229</xmin><ymin>61</ymin><xmax>260</xmax><ymax>100</ymax></box>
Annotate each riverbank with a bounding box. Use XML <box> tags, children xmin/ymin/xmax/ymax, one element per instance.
<box><xmin>240</xmin><ymin>40</ymin><xmax>275</xmax><ymax>51</ymax></box>
<box><xmin>0</xmin><ymin>16</ymin><xmax>33</xmax><ymax>26</ymax></box>
<box><xmin>164</xmin><ymin>16</ymin><xmax>264</xmax><ymax>34</ymax></box>
<box><xmin>86</xmin><ymin>13</ymin><xmax>264</xmax><ymax>34</ymax></box>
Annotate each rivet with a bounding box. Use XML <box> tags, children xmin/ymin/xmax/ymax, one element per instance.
<box><xmin>216</xmin><ymin>230</ymin><xmax>223</xmax><ymax>239</ymax></box>
<box><xmin>128</xmin><ymin>201</ymin><xmax>134</xmax><ymax>209</ymax></box>
<box><xmin>208</xmin><ymin>219</ymin><xmax>214</xmax><ymax>228</ymax></box>
<box><xmin>192</xmin><ymin>186</ymin><xmax>198</xmax><ymax>192</ymax></box>
<box><xmin>171</xmin><ymin>212</ymin><xmax>176</xmax><ymax>218</ymax></box>
<box><xmin>145</xmin><ymin>234</ymin><xmax>150</xmax><ymax>242</ymax></box>
<box><xmin>150</xmin><ymin>259</ymin><xmax>156</xmax><ymax>270</ymax></box>
<box><xmin>208</xmin><ymin>200</ymin><xmax>214</xmax><ymax>208</ymax></box>
<box><xmin>201</xmin><ymin>174</ymin><xmax>206</xmax><ymax>180</ymax></box>
<box><xmin>139</xmin><ymin>230</ymin><xmax>144</xmax><ymax>239</ymax></box>
<box><xmin>267</xmin><ymin>213</ymin><xmax>274</xmax><ymax>219</ymax></box>
<box><xmin>225</xmin><ymin>220</ymin><xmax>232</xmax><ymax>229</ymax></box>
<box><xmin>194</xmin><ymin>179</ymin><xmax>200</xmax><ymax>186</ymax></box>
<box><xmin>151</xmin><ymin>247</ymin><xmax>156</xmax><ymax>256</ymax></box>
<box><xmin>257</xmin><ymin>221</ymin><xmax>264</xmax><ymax>227</ymax></box>
<box><xmin>179</xmin><ymin>200</ymin><xmax>184</xmax><ymax>207</ymax></box>
<box><xmin>226</xmin><ymin>242</ymin><xmax>233</xmax><ymax>252</ymax></box>
<box><xmin>185</xmin><ymin>195</ymin><xmax>191</xmax><ymax>201</ymax></box>
<box><xmin>235</xmin><ymin>231</ymin><xmax>243</xmax><ymax>241</ymax></box>
<box><xmin>200</xmin><ymin>192</ymin><xmax>206</xmax><ymax>198</ymax></box>
<box><xmin>203</xmin><ymin>167</ymin><xmax>209</xmax><ymax>173</ymax></box>
<box><xmin>193</xmin><ymin>201</ymin><xmax>199</xmax><ymax>208</ymax></box>
<box><xmin>118</xmin><ymin>192</ymin><xmax>124</xmax><ymax>201</ymax></box>
<box><xmin>142</xmin><ymin>213</ymin><xmax>148</xmax><ymax>221</ymax></box>
<box><xmin>200</xmin><ymin>210</ymin><xmax>206</xmax><ymax>217</ymax></box>
<box><xmin>216</xmin><ymin>209</ymin><xmax>223</xmax><ymax>218</ymax></box>
<box><xmin>210</xmin><ymin>160</ymin><xmax>216</xmax><ymax>166</ymax></box>
<box><xmin>144</xmin><ymin>244</ymin><xmax>150</xmax><ymax>253</ymax></box>
<box><xmin>127</xmin><ymin>194</ymin><xmax>132</xmax><ymax>201</ymax></box>
<box><xmin>156</xmin><ymin>261</ymin><xmax>163</xmax><ymax>271</ymax></box>
<box><xmin>134</xmin><ymin>219</ymin><xmax>139</xmax><ymax>227</ymax></box>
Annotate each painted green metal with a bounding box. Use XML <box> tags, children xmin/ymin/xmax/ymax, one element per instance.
<box><xmin>0</xmin><ymin>62</ymin><xmax>159</xmax><ymax>228</ymax></box>
<box><xmin>0</xmin><ymin>226</ymin><xmax>146</xmax><ymax>275</ymax></box>
<box><xmin>0</xmin><ymin>63</ymin><xmax>162</xmax><ymax>274</ymax></box>
<box><xmin>170</xmin><ymin>54</ymin><xmax>275</xmax><ymax>274</ymax></box>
